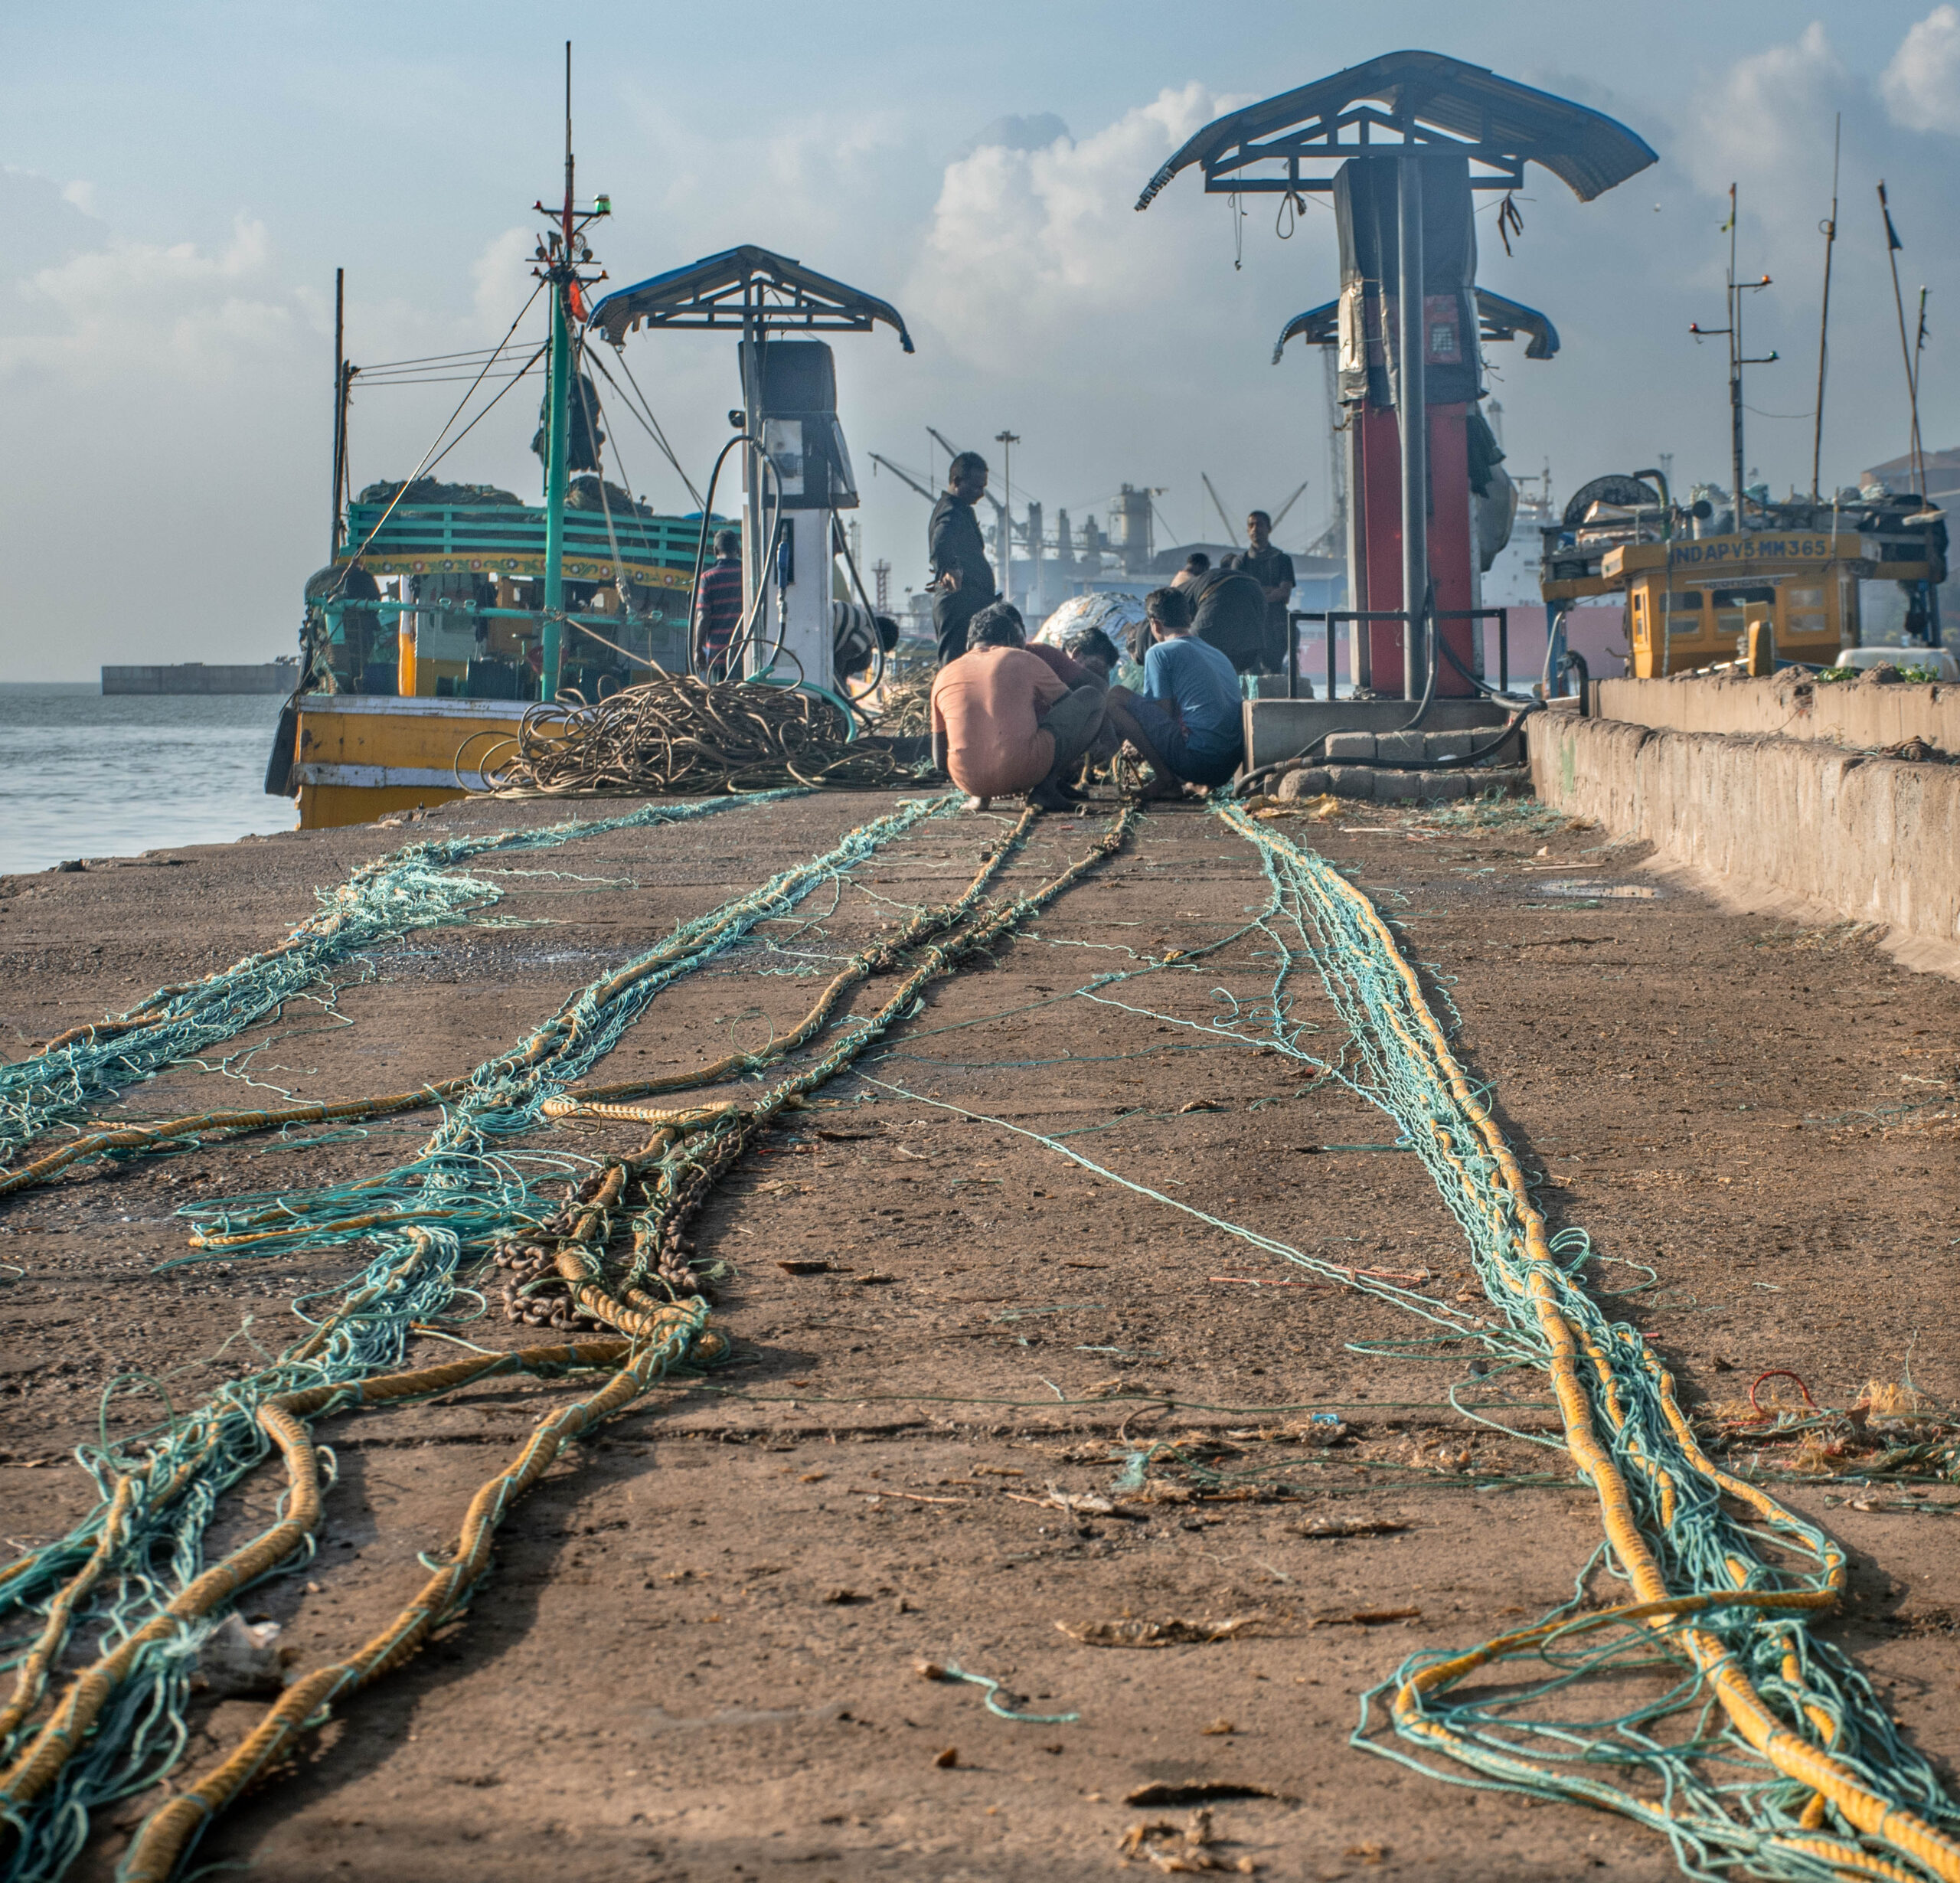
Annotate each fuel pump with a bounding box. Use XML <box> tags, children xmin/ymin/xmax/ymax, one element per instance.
<box><xmin>742</xmin><ymin>338</ymin><xmax>860</xmax><ymax>691</ymax></box>
<box><xmin>586</xmin><ymin>244</ymin><xmax>913</xmax><ymax>695</ymax></box>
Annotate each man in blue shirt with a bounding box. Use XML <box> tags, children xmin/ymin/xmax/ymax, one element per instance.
<box><xmin>1103</xmin><ymin>587</ymin><xmax>1245</xmax><ymax>799</ymax></box>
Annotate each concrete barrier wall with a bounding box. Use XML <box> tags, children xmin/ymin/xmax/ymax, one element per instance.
<box><xmin>103</xmin><ymin>663</ymin><xmax>296</xmax><ymax>695</ymax></box>
<box><xmin>1595</xmin><ymin>675</ymin><xmax>1960</xmax><ymax>754</ymax></box>
<box><xmin>1531</xmin><ymin>714</ymin><xmax>1960</xmax><ymax>974</ymax></box>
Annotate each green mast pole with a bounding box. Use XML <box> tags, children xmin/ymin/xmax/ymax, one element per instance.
<box><xmin>541</xmin><ymin>41</ymin><xmax>574</xmax><ymax>703</ymax></box>
<box><xmin>541</xmin><ymin>277</ymin><xmax>570</xmax><ymax>701</ymax></box>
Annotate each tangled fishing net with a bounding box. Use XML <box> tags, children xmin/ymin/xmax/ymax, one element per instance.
<box><xmin>873</xmin><ymin>675</ymin><xmax>933</xmax><ymax>740</ymax></box>
<box><xmin>471</xmin><ymin>673</ymin><xmax>924</xmax><ymax>796</ymax></box>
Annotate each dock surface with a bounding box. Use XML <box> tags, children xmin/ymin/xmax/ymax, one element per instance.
<box><xmin>2</xmin><ymin>789</ymin><xmax>1956</xmax><ymax>1881</ymax></box>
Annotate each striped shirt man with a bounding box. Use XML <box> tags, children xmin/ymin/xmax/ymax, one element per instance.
<box><xmin>694</xmin><ymin>534</ymin><xmax>744</xmax><ymax>678</ymax></box>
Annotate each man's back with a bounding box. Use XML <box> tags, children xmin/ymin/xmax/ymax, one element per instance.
<box><xmin>929</xmin><ymin>494</ymin><xmax>995</xmax><ymax>597</ymax></box>
<box><xmin>1142</xmin><ymin>635</ymin><xmax>1242</xmax><ymax>762</ymax></box>
<box><xmin>1223</xmin><ymin>544</ymin><xmax>1297</xmax><ymax>668</ymax></box>
<box><xmin>930</xmin><ymin>646</ymin><xmax>1067</xmax><ymax>797</ymax></box>
<box><xmin>696</xmin><ymin>557</ymin><xmax>743</xmax><ymax>631</ymax></box>
<box><xmin>1187</xmin><ymin>567</ymin><xmax>1268</xmax><ymax>673</ymax></box>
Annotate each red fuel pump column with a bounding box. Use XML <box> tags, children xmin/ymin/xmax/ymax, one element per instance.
<box><xmin>1350</xmin><ymin>400</ymin><xmax>1478</xmax><ymax>695</ymax></box>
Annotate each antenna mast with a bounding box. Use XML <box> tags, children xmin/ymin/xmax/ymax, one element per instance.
<box><xmin>1810</xmin><ymin>116</ymin><xmax>1838</xmax><ymax>503</ymax></box>
<box><xmin>1880</xmin><ymin>181</ymin><xmax>1923</xmax><ymax>499</ymax></box>
<box><xmin>1687</xmin><ymin>185</ymin><xmax>1775</xmax><ymax>528</ymax></box>
<box><xmin>330</xmin><ymin>267</ymin><xmax>346</xmax><ymax>559</ymax></box>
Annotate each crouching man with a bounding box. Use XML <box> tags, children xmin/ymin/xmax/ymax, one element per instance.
<box><xmin>1102</xmin><ymin>586</ymin><xmax>1245</xmax><ymax>799</ymax></box>
<box><xmin>929</xmin><ymin>602</ymin><xmax>1106</xmax><ymax>812</ymax></box>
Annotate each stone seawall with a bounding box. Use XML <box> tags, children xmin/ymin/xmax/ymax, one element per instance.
<box><xmin>1530</xmin><ymin>712</ymin><xmax>1960</xmax><ymax>977</ymax></box>
<box><xmin>1594</xmin><ymin>675</ymin><xmax>1960</xmax><ymax>754</ymax></box>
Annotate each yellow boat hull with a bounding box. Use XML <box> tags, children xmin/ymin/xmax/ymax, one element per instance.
<box><xmin>292</xmin><ymin>694</ymin><xmax>536</xmax><ymax>829</ymax></box>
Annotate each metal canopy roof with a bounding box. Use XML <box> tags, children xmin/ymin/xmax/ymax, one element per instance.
<box><xmin>1138</xmin><ymin>50</ymin><xmax>1655</xmax><ymax>209</ymax></box>
<box><xmin>587</xmin><ymin>244</ymin><xmax>914</xmax><ymax>352</ymax></box>
<box><xmin>1272</xmin><ymin>286</ymin><xmax>1560</xmax><ymax>363</ymax></box>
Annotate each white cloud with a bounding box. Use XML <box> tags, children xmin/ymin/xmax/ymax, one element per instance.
<box><xmin>1679</xmin><ymin>22</ymin><xmax>1847</xmax><ymax>217</ymax></box>
<box><xmin>1882</xmin><ymin>5</ymin><xmax>1960</xmax><ymax>132</ymax></box>
<box><xmin>907</xmin><ymin>83</ymin><xmax>1256</xmax><ymax>376</ymax></box>
<box><xmin>472</xmin><ymin>226</ymin><xmax>540</xmax><ymax>336</ymax></box>
<box><xmin>0</xmin><ymin>214</ymin><xmax>304</xmax><ymax>383</ymax></box>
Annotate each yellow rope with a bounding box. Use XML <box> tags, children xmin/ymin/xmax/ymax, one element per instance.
<box><xmin>1270</xmin><ymin>830</ymin><xmax>1960</xmax><ymax>1881</ymax></box>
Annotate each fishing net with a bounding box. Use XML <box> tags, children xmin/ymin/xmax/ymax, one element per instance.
<box><xmin>0</xmin><ymin>794</ymin><xmax>952</xmax><ymax>1878</ymax></box>
<box><xmin>0</xmin><ymin>794</ymin><xmax>795</xmax><ymax>1175</ymax></box>
<box><xmin>1219</xmin><ymin>804</ymin><xmax>1960</xmax><ymax>1883</ymax></box>
<box><xmin>0</xmin><ymin>795</ymin><xmax>1146</xmax><ymax>1879</ymax></box>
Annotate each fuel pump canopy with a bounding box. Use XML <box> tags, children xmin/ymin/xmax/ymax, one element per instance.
<box><xmin>1139</xmin><ymin>49</ymin><xmax>1654</xmax><ymax>703</ymax></box>
<box><xmin>1135</xmin><ymin>48</ymin><xmax>1657</xmax><ymax>211</ymax></box>
<box><xmin>587</xmin><ymin>244</ymin><xmax>913</xmax><ymax>352</ymax></box>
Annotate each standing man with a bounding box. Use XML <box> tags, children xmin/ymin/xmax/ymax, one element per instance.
<box><xmin>928</xmin><ymin>452</ymin><xmax>996</xmax><ymax>667</ymax></box>
<box><xmin>694</xmin><ymin>528</ymin><xmax>745</xmax><ymax>682</ymax></box>
<box><xmin>1223</xmin><ymin>510</ymin><xmax>1297</xmax><ymax>675</ymax></box>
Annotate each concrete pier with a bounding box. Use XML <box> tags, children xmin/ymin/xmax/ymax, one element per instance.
<box><xmin>100</xmin><ymin>660</ymin><xmax>298</xmax><ymax>695</ymax></box>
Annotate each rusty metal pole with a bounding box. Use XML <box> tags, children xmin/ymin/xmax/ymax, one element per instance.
<box><xmin>1396</xmin><ymin>152</ymin><xmax>1428</xmax><ymax>699</ymax></box>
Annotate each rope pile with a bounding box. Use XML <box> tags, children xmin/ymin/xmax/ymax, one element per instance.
<box><xmin>873</xmin><ymin>675</ymin><xmax>933</xmax><ymax>740</ymax></box>
<box><xmin>471</xmin><ymin>674</ymin><xmax>920</xmax><ymax>797</ymax></box>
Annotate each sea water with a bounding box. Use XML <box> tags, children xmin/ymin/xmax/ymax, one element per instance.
<box><xmin>0</xmin><ymin>685</ymin><xmax>297</xmax><ymax>877</ymax></box>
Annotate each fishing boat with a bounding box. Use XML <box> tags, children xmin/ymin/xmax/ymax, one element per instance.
<box><xmin>268</xmin><ymin>57</ymin><xmax>910</xmax><ymax>830</ymax></box>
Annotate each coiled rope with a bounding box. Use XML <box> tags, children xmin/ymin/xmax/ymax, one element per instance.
<box><xmin>471</xmin><ymin>673</ymin><xmax>917</xmax><ymax>798</ymax></box>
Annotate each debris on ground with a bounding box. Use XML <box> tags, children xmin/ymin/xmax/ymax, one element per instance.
<box><xmin>1057</xmin><ymin>1615</ymin><xmax>1260</xmax><ymax>1649</ymax></box>
<box><xmin>1288</xmin><ymin>1516</ymin><xmax>1410</xmax><ymax>1540</ymax></box>
<box><xmin>191</xmin><ymin>1613</ymin><xmax>286</xmax><ymax>1698</ymax></box>
<box><xmin>1119</xmin><ymin>1806</ymin><xmax>1259</xmax><ymax>1872</ymax></box>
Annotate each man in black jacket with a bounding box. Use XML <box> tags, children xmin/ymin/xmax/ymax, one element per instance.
<box><xmin>1223</xmin><ymin>509</ymin><xmax>1297</xmax><ymax>673</ymax></box>
<box><xmin>928</xmin><ymin>452</ymin><xmax>997</xmax><ymax>666</ymax></box>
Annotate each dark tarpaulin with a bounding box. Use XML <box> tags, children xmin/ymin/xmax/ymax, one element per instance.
<box><xmin>1333</xmin><ymin>155</ymin><xmax>1478</xmax><ymax>410</ymax></box>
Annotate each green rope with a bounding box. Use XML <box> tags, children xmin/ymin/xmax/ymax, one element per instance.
<box><xmin>0</xmin><ymin>794</ymin><xmax>947</xmax><ymax>1881</ymax></box>
<box><xmin>0</xmin><ymin>793</ymin><xmax>805</xmax><ymax>1169</ymax></box>
<box><xmin>1220</xmin><ymin>809</ymin><xmax>1960</xmax><ymax>1883</ymax></box>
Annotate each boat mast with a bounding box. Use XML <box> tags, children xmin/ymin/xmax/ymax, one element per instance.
<box><xmin>331</xmin><ymin>266</ymin><xmax>347</xmax><ymax>560</ymax></box>
<box><xmin>1690</xmin><ymin>187</ymin><xmax>1775</xmax><ymax>530</ymax></box>
<box><xmin>1809</xmin><ymin>116</ymin><xmax>1839</xmax><ymax>504</ymax></box>
<box><xmin>541</xmin><ymin>41</ymin><xmax>575</xmax><ymax>701</ymax></box>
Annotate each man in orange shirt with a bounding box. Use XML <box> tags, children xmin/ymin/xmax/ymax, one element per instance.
<box><xmin>930</xmin><ymin>603</ymin><xmax>1106</xmax><ymax>812</ymax></box>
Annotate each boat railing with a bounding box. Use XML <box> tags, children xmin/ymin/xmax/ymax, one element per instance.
<box><xmin>336</xmin><ymin>501</ymin><xmax>728</xmax><ymax>585</ymax></box>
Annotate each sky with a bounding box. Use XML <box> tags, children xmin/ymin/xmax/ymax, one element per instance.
<box><xmin>5</xmin><ymin>0</ymin><xmax>1960</xmax><ymax>678</ymax></box>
